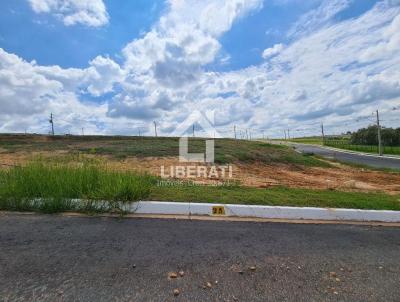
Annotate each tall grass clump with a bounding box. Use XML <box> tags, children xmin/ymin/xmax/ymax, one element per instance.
<box><xmin>0</xmin><ymin>161</ymin><xmax>156</xmax><ymax>213</ymax></box>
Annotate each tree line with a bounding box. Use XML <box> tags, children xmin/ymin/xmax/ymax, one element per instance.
<box><xmin>350</xmin><ymin>125</ymin><xmax>400</xmax><ymax>146</ymax></box>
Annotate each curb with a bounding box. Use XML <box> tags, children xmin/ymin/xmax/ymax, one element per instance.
<box><xmin>131</xmin><ymin>202</ymin><xmax>400</xmax><ymax>223</ymax></box>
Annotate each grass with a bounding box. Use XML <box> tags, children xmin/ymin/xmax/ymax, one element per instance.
<box><xmin>150</xmin><ymin>184</ymin><xmax>400</xmax><ymax>211</ymax></box>
<box><xmin>0</xmin><ymin>161</ymin><xmax>156</xmax><ymax>213</ymax></box>
<box><xmin>324</xmin><ymin>140</ymin><xmax>400</xmax><ymax>156</ymax></box>
<box><xmin>0</xmin><ymin>135</ymin><xmax>398</xmax><ymax>213</ymax></box>
<box><xmin>0</xmin><ymin>160</ymin><xmax>398</xmax><ymax>213</ymax></box>
<box><xmin>0</xmin><ymin>134</ymin><xmax>328</xmax><ymax>167</ymax></box>
<box><xmin>288</xmin><ymin>137</ymin><xmax>323</xmax><ymax>145</ymax></box>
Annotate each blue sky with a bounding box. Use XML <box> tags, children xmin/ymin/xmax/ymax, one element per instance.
<box><xmin>0</xmin><ymin>0</ymin><xmax>377</xmax><ymax>69</ymax></box>
<box><xmin>0</xmin><ymin>0</ymin><xmax>399</xmax><ymax>137</ymax></box>
<box><xmin>0</xmin><ymin>0</ymin><xmax>165</xmax><ymax>67</ymax></box>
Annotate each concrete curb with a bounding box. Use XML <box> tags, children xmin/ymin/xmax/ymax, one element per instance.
<box><xmin>131</xmin><ymin>202</ymin><xmax>400</xmax><ymax>223</ymax></box>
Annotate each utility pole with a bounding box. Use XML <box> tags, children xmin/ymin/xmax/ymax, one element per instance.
<box><xmin>287</xmin><ymin>129</ymin><xmax>290</xmax><ymax>140</ymax></box>
<box><xmin>284</xmin><ymin>130</ymin><xmax>287</xmax><ymax>140</ymax></box>
<box><xmin>49</xmin><ymin>113</ymin><xmax>54</xmax><ymax>136</ymax></box>
<box><xmin>376</xmin><ymin>110</ymin><xmax>383</xmax><ymax>156</ymax></box>
<box><xmin>81</xmin><ymin>128</ymin><xmax>84</xmax><ymax>136</ymax></box>
<box><xmin>153</xmin><ymin>121</ymin><xmax>158</xmax><ymax>137</ymax></box>
<box><xmin>234</xmin><ymin>125</ymin><xmax>237</xmax><ymax>139</ymax></box>
<box><xmin>321</xmin><ymin>123</ymin><xmax>325</xmax><ymax>145</ymax></box>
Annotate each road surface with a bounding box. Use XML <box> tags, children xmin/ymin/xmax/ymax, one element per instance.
<box><xmin>292</xmin><ymin>143</ymin><xmax>400</xmax><ymax>169</ymax></box>
<box><xmin>1</xmin><ymin>213</ymin><xmax>400</xmax><ymax>301</ymax></box>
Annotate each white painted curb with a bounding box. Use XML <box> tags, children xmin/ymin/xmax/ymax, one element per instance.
<box><xmin>130</xmin><ymin>201</ymin><xmax>400</xmax><ymax>223</ymax></box>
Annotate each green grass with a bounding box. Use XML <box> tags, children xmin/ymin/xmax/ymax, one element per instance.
<box><xmin>149</xmin><ymin>184</ymin><xmax>400</xmax><ymax>211</ymax></box>
<box><xmin>0</xmin><ymin>134</ymin><xmax>329</xmax><ymax>167</ymax></box>
<box><xmin>324</xmin><ymin>140</ymin><xmax>400</xmax><ymax>156</ymax></box>
<box><xmin>0</xmin><ymin>161</ymin><xmax>399</xmax><ymax>212</ymax></box>
<box><xmin>0</xmin><ymin>161</ymin><xmax>156</xmax><ymax>213</ymax></box>
<box><xmin>288</xmin><ymin>137</ymin><xmax>323</xmax><ymax>145</ymax></box>
<box><xmin>0</xmin><ymin>137</ymin><xmax>398</xmax><ymax>214</ymax></box>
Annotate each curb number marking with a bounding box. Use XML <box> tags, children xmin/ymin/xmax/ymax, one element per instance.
<box><xmin>212</xmin><ymin>206</ymin><xmax>225</xmax><ymax>216</ymax></box>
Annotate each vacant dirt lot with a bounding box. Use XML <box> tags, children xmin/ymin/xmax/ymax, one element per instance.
<box><xmin>109</xmin><ymin>156</ymin><xmax>400</xmax><ymax>194</ymax></box>
<box><xmin>1</xmin><ymin>150</ymin><xmax>399</xmax><ymax>195</ymax></box>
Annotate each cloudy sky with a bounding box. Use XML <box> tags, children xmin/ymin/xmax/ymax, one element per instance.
<box><xmin>0</xmin><ymin>0</ymin><xmax>399</xmax><ymax>137</ymax></box>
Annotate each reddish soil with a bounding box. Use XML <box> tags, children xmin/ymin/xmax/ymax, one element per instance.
<box><xmin>1</xmin><ymin>152</ymin><xmax>399</xmax><ymax>195</ymax></box>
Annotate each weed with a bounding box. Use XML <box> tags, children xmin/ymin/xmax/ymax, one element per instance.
<box><xmin>0</xmin><ymin>161</ymin><xmax>156</xmax><ymax>213</ymax></box>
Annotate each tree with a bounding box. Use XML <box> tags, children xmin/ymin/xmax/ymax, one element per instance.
<box><xmin>350</xmin><ymin>126</ymin><xmax>400</xmax><ymax>146</ymax></box>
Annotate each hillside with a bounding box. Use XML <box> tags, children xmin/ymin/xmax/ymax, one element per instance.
<box><xmin>0</xmin><ymin>134</ymin><xmax>326</xmax><ymax>166</ymax></box>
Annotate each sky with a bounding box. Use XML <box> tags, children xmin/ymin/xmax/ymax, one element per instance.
<box><xmin>0</xmin><ymin>0</ymin><xmax>399</xmax><ymax>138</ymax></box>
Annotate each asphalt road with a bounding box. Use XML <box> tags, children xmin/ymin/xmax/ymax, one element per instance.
<box><xmin>292</xmin><ymin>143</ymin><xmax>400</xmax><ymax>169</ymax></box>
<box><xmin>1</xmin><ymin>214</ymin><xmax>400</xmax><ymax>301</ymax></box>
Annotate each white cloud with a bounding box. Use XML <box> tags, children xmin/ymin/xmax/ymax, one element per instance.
<box><xmin>0</xmin><ymin>47</ymin><xmax>123</xmax><ymax>134</ymax></box>
<box><xmin>262</xmin><ymin>43</ymin><xmax>284</xmax><ymax>59</ymax></box>
<box><xmin>288</xmin><ymin>0</ymin><xmax>352</xmax><ymax>38</ymax></box>
<box><xmin>28</xmin><ymin>0</ymin><xmax>109</xmax><ymax>27</ymax></box>
<box><xmin>114</xmin><ymin>0</ymin><xmax>263</xmax><ymax>118</ymax></box>
<box><xmin>249</xmin><ymin>2</ymin><xmax>400</xmax><ymax>134</ymax></box>
<box><xmin>360</xmin><ymin>13</ymin><xmax>400</xmax><ymax>62</ymax></box>
<box><xmin>123</xmin><ymin>0</ymin><xmax>263</xmax><ymax>72</ymax></box>
<box><xmin>0</xmin><ymin>49</ymin><xmax>61</xmax><ymax>116</ymax></box>
<box><xmin>86</xmin><ymin>56</ymin><xmax>125</xmax><ymax>96</ymax></box>
<box><xmin>1</xmin><ymin>0</ymin><xmax>400</xmax><ymax>137</ymax></box>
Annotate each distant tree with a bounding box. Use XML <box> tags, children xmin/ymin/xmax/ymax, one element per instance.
<box><xmin>350</xmin><ymin>126</ymin><xmax>400</xmax><ymax>146</ymax></box>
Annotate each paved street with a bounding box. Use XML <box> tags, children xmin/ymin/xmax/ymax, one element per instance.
<box><xmin>292</xmin><ymin>143</ymin><xmax>400</xmax><ymax>169</ymax></box>
<box><xmin>1</xmin><ymin>213</ymin><xmax>400</xmax><ymax>301</ymax></box>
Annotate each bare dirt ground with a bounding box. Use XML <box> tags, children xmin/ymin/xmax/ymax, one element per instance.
<box><xmin>1</xmin><ymin>151</ymin><xmax>399</xmax><ymax>195</ymax></box>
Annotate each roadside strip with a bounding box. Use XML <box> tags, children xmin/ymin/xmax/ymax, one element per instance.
<box><xmin>3</xmin><ymin>207</ymin><xmax>400</xmax><ymax>226</ymax></box>
<box><xmin>291</xmin><ymin>142</ymin><xmax>400</xmax><ymax>160</ymax></box>
<box><xmin>129</xmin><ymin>201</ymin><xmax>400</xmax><ymax>223</ymax></box>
